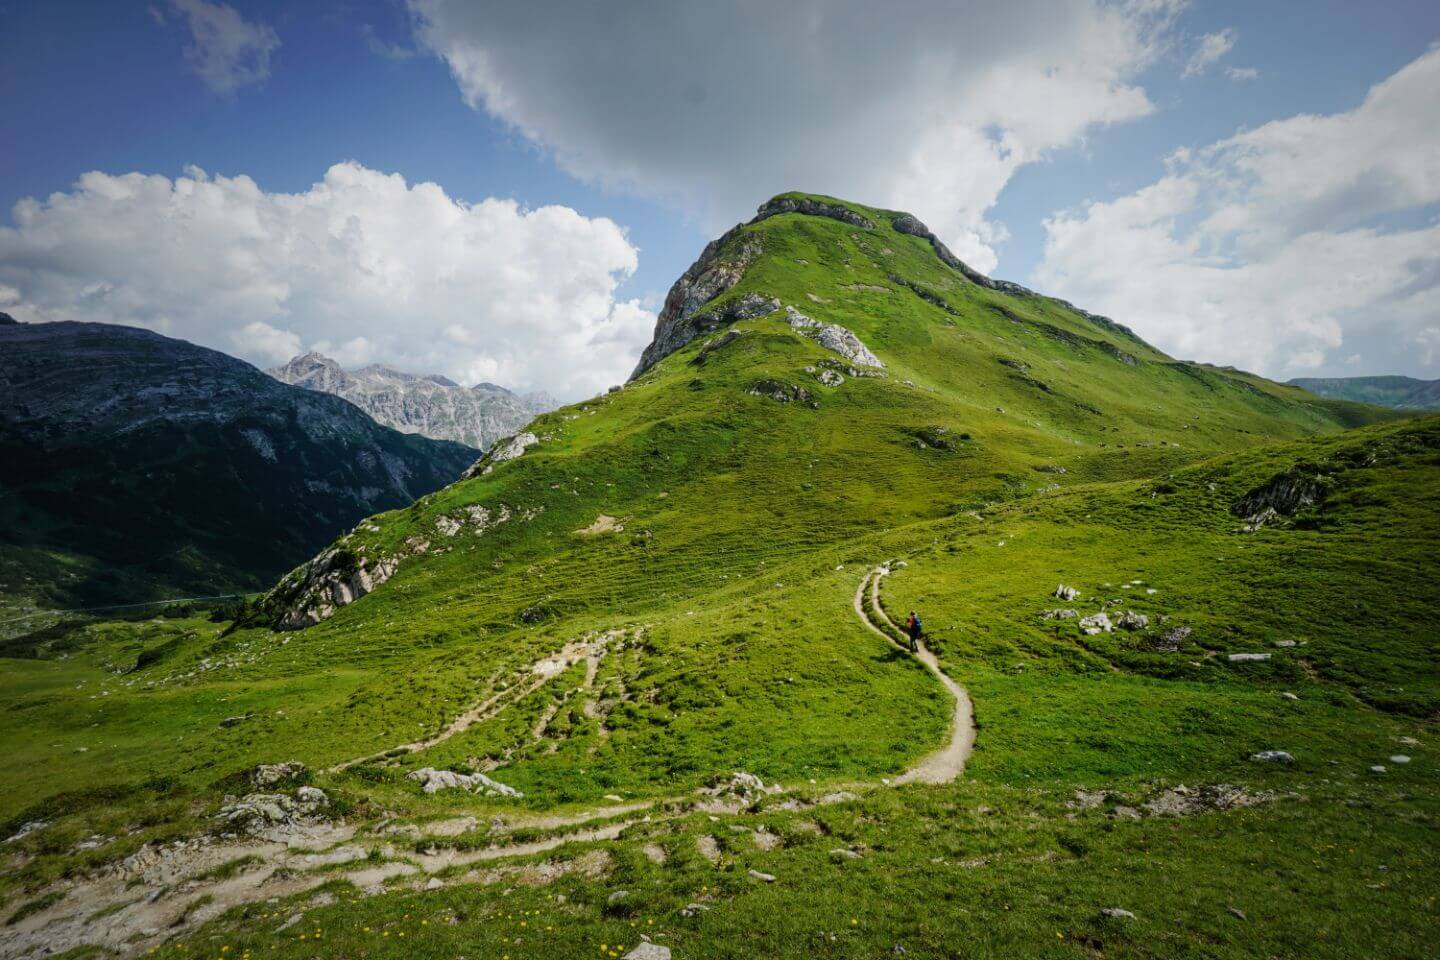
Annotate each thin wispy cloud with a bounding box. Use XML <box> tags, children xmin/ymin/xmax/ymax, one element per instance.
<box><xmin>1182</xmin><ymin>28</ymin><xmax>1235</xmax><ymax>77</ymax></box>
<box><xmin>166</xmin><ymin>0</ymin><xmax>280</xmax><ymax>95</ymax></box>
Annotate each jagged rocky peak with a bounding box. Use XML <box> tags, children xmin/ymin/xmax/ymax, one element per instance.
<box><xmin>269</xmin><ymin>352</ymin><xmax>557</xmax><ymax>451</ymax></box>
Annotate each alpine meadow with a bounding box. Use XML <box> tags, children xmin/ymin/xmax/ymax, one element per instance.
<box><xmin>3</xmin><ymin>4</ymin><xmax>1440</xmax><ymax>958</ymax></box>
<box><xmin>3</xmin><ymin>193</ymin><xmax>1435</xmax><ymax>959</ymax></box>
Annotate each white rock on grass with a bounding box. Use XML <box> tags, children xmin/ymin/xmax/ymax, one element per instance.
<box><xmin>1228</xmin><ymin>653</ymin><xmax>1271</xmax><ymax>662</ymax></box>
<box><xmin>1250</xmin><ymin>751</ymin><xmax>1294</xmax><ymax>764</ymax></box>
<box><xmin>623</xmin><ymin>944</ymin><xmax>672</xmax><ymax>960</ymax></box>
<box><xmin>1079</xmin><ymin>612</ymin><xmax>1112</xmax><ymax>635</ymax></box>
<box><xmin>1389</xmin><ymin>755</ymin><xmax>1411</xmax><ymax>764</ymax></box>
<box><xmin>1054</xmin><ymin>584</ymin><xmax>1079</xmax><ymax>601</ymax></box>
<box><xmin>408</xmin><ymin>767</ymin><xmax>523</xmax><ymax>798</ymax></box>
<box><xmin>1100</xmin><ymin>908</ymin><xmax>1136</xmax><ymax>921</ymax></box>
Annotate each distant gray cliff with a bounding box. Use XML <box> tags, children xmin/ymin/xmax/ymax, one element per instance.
<box><xmin>269</xmin><ymin>353</ymin><xmax>556</xmax><ymax>451</ymax></box>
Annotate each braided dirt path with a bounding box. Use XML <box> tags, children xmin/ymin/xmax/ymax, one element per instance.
<box><xmin>853</xmin><ymin>565</ymin><xmax>975</xmax><ymax>783</ymax></box>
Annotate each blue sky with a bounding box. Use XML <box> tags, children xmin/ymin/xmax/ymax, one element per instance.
<box><xmin>2</xmin><ymin>1</ymin><xmax>1437</xmax><ymax>397</ymax></box>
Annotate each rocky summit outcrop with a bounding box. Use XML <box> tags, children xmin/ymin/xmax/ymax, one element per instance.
<box><xmin>270</xmin><ymin>352</ymin><xmax>554</xmax><ymax>451</ymax></box>
<box><xmin>630</xmin><ymin>224</ymin><xmax>768</xmax><ymax>378</ymax></box>
<box><xmin>751</xmin><ymin>195</ymin><xmax>875</xmax><ymax>229</ymax></box>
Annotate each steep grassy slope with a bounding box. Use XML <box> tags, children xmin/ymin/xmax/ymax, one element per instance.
<box><xmin>0</xmin><ymin>196</ymin><xmax>1433</xmax><ymax>958</ymax></box>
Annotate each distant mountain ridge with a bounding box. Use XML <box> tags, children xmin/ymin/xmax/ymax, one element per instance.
<box><xmin>269</xmin><ymin>353</ymin><xmax>556</xmax><ymax>451</ymax></box>
<box><xmin>1289</xmin><ymin>375</ymin><xmax>1440</xmax><ymax>411</ymax></box>
<box><xmin>0</xmin><ymin>321</ymin><xmax>475</xmax><ymax>608</ymax></box>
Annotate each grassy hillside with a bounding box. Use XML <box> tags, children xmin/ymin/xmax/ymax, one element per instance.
<box><xmin>0</xmin><ymin>195</ymin><xmax>1433</xmax><ymax>959</ymax></box>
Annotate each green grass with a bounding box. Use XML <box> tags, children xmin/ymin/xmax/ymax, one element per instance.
<box><xmin>1</xmin><ymin>194</ymin><xmax>1434</xmax><ymax>957</ymax></box>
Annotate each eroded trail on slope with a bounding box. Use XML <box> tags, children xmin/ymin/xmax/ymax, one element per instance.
<box><xmin>10</xmin><ymin>573</ymin><xmax>977</xmax><ymax>959</ymax></box>
<box><xmin>853</xmin><ymin>565</ymin><xmax>975</xmax><ymax>783</ymax></box>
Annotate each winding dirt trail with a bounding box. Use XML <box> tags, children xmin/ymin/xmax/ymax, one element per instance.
<box><xmin>9</xmin><ymin>575</ymin><xmax>977</xmax><ymax>959</ymax></box>
<box><xmin>853</xmin><ymin>565</ymin><xmax>975</xmax><ymax>783</ymax></box>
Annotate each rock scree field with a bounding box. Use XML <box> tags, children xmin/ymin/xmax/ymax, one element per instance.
<box><xmin>1</xmin><ymin>194</ymin><xmax>1436</xmax><ymax>959</ymax></box>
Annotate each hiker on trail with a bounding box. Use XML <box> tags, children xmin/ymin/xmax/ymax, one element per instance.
<box><xmin>905</xmin><ymin>610</ymin><xmax>923</xmax><ymax>652</ymax></box>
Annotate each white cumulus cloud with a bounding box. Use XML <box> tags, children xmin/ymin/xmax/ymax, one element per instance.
<box><xmin>409</xmin><ymin>0</ymin><xmax>1180</xmax><ymax>275</ymax></box>
<box><xmin>166</xmin><ymin>0</ymin><xmax>281</xmax><ymax>94</ymax></box>
<box><xmin>1034</xmin><ymin>48</ymin><xmax>1440</xmax><ymax>379</ymax></box>
<box><xmin>0</xmin><ymin>163</ymin><xmax>653</xmax><ymax>399</ymax></box>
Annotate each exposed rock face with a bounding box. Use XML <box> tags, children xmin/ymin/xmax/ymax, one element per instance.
<box><xmin>892</xmin><ymin>213</ymin><xmax>1000</xmax><ymax>289</ymax></box>
<box><xmin>784</xmin><ymin>306</ymin><xmax>884</xmax><ymax>368</ymax></box>
<box><xmin>270</xmin><ymin>352</ymin><xmax>554</xmax><ymax>451</ymax></box>
<box><xmin>265</xmin><ymin>546</ymin><xmax>399</xmax><ymax>630</ymax></box>
<box><xmin>216</xmin><ymin>789</ymin><xmax>329</xmax><ymax>834</ymax></box>
<box><xmin>630</xmin><ymin>225</ymin><xmax>767</xmax><ymax>378</ymax></box>
<box><xmin>748</xmin><ymin>379</ymin><xmax>817</xmax><ymax>408</ymax></box>
<box><xmin>462</xmin><ymin>431</ymin><xmax>539</xmax><ymax>479</ymax></box>
<box><xmin>752</xmin><ymin>196</ymin><xmax>875</xmax><ymax>229</ymax></box>
<box><xmin>1234</xmin><ymin>465</ymin><xmax>1328</xmax><ymax>522</ymax></box>
<box><xmin>408</xmin><ymin>767</ymin><xmax>523</xmax><ymax>798</ymax></box>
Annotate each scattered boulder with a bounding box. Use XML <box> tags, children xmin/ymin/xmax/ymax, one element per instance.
<box><xmin>815</xmin><ymin>368</ymin><xmax>844</xmax><ymax>387</ymax></box>
<box><xmin>253</xmin><ymin>761</ymin><xmax>307</xmax><ymax>788</ymax></box>
<box><xmin>1273</xmin><ymin>640</ymin><xmax>1297</xmax><ymax>648</ymax></box>
<box><xmin>1280</xmin><ymin>692</ymin><xmax>1300</xmax><ymax>701</ymax></box>
<box><xmin>623</xmin><ymin>944</ymin><xmax>672</xmax><ymax>960</ymax></box>
<box><xmin>1114</xmin><ymin>611</ymin><xmax>1149</xmax><ymax>631</ymax></box>
<box><xmin>1149</xmin><ymin>626</ymin><xmax>1191</xmax><ymax>652</ymax></box>
<box><xmin>1100</xmin><ymin>908</ymin><xmax>1136</xmax><ymax>921</ymax></box>
<box><xmin>1389</xmin><ymin>755</ymin><xmax>1411</xmax><ymax>764</ymax></box>
<box><xmin>700</xmin><ymin>771</ymin><xmax>783</xmax><ymax>804</ymax></box>
<box><xmin>690</xmin><ymin>329</ymin><xmax>745</xmax><ymax>366</ymax></box>
<box><xmin>296</xmin><ymin>786</ymin><xmax>328</xmax><ymax>806</ymax></box>
<box><xmin>747</xmin><ymin>379</ymin><xmax>817</xmax><ymax>408</ymax></box>
<box><xmin>830</xmin><ymin>848</ymin><xmax>862</xmax><ymax>860</ymax></box>
<box><xmin>1054</xmin><ymin>585</ymin><xmax>1079</xmax><ymax>601</ymax></box>
<box><xmin>1228</xmin><ymin>653</ymin><xmax>1271</xmax><ymax>663</ymax></box>
<box><xmin>463</xmin><ymin>431</ymin><xmax>539</xmax><ymax>479</ymax></box>
<box><xmin>408</xmin><ymin>767</ymin><xmax>524</xmax><ymax>798</ymax></box>
<box><xmin>748</xmin><ymin>869</ymin><xmax>777</xmax><ymax>882</ymax></box>
<box><xmin>784</xmin><ymin>306</ymin><xmax>884</xmax><ymax>368</ymax></box>
<box><xmin>1079</xmin><ymin>612</ymin><xmax>1112</xmax><ymax>635</ymax></box>
<box><xmin>1042</xmin><ymin>609</ymin><xmax>1078</xmax><ymax>621</ymax></box>
<box><xmin>1250</xmin><ymin>751</ymin><xmax>1294</xmax><ymax>764</ymax></box>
